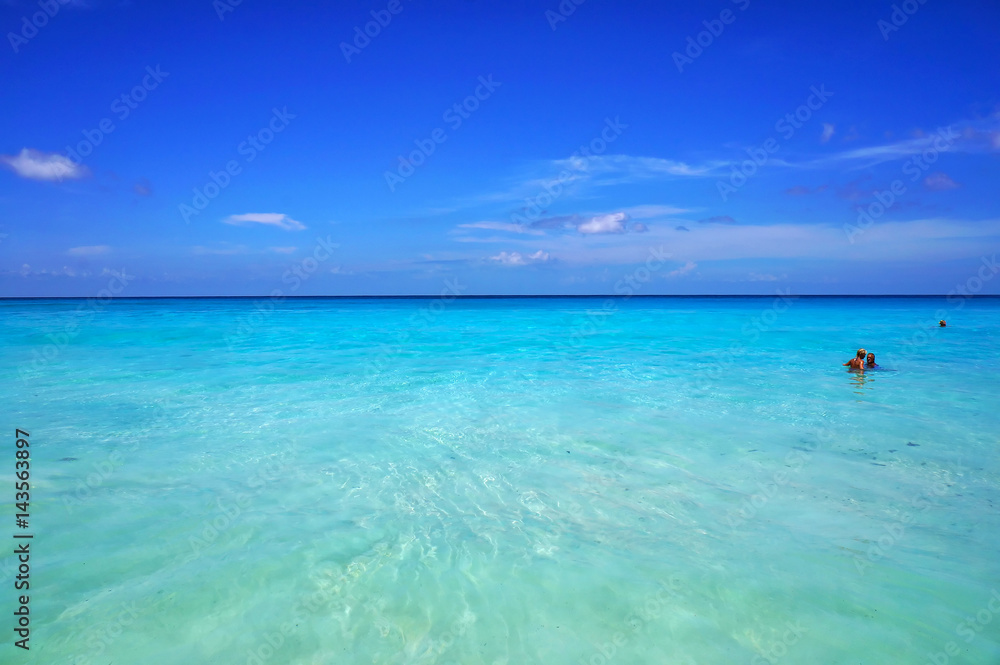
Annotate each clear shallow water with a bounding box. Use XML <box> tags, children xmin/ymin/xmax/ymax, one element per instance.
<box><xmin>1</xmin><ymin>296</ymin><xmax>999</xmax><ymax>665</ymax></box>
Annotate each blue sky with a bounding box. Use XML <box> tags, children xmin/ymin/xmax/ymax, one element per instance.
<box><xmin>1</xmin><ymin>0</ymin><xmax>999</xmax><ymax>296</ymax></box>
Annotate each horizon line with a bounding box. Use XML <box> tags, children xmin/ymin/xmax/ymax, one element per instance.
<box><xmin>0</xmin><ymin>294</ymin><xmax>996</xmax><ymax>300</ymax></box>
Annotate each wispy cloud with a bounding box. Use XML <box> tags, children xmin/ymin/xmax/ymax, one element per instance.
<box><xmin>67</xmin><ymin>245</ymin><xmax>111</xmax><ymax>256</ymax></box>
<box><xmin>490</xmin><ymin>250</ymin><xmax>551</xmax><ymax>266</ymax></box>
<box><xmin>0</xmin><ymin>148</ymin><xmax>89</xmax><ymax>182</ymax></box>
<box><xmin>792</xmin><ymin>119</ymin><xmax>1000</xmax><ymax>170</ymax></box>
<box><xmin>7</xmin><ymin>264</ymin><xmax>94</xmax><ymax>278</ymax></box>
<box><xmin>223</xmin><ymin>213</ymin><xmax>306</xmax><ymax>231</ymax></box>
<box><xmin>699</xmin><ymin>215</ymin><xmax>737</xmax><ymax>225</ymax></box>
<box><xmin>552</xmin><ymin>154</ymin><xmax>725</xmax><ymax>182</ymax></box>
<box><xmin>667</xmin><ymin>261</ymin><xmax>697</xmax><ymax>278</ymax></box>
<box><xmin>923</xmin><ymin>172</ymin><xmax>960</xmax><ymax>191</ymax></box>
<box><xmin>619</xmin><ymin>204</ymin><xmax>693</xmax><ymax>219</ymax></box>
<box><xmin>456</xmin><ymin>221</ymin><xmax>544</xmax><ymax>235</ymax></box>
<box><xmin>820</xmin><ymin>123</ymin><xmax>835</xmax><ymax>143</ymax></box>
<box><xmin>459</xmin><ymin>210</ymin><xmax>650</xmax><ymax>239</ymax></box>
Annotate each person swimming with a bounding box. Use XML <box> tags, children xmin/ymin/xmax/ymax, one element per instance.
<box><xmin>940</xmin><ymin>320</ymin><xmax>947</xmax><ymax>327</ymax></box>
<box><xmin>844</xmin><ymin>348</ymin><xmax>866</xmax><ymax>370</ymax></box>
<box><xmin>866</xmin><ymin>352</ymin><xmax>877</xmax><ymax>368</ymax></box>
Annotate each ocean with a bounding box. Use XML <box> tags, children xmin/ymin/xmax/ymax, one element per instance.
<box><xmin>2</xmin><ymin>296</ymin><xmax>998</xmax><ymax>664</ymax></box>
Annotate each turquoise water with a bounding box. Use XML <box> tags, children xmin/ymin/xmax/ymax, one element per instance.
<box><xmin>2</xmin><ymin>296</ymin><xmax>999</xmax><ymax>664</ymax></box>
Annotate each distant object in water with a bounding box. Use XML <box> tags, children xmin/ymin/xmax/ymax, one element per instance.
<box><xmin>940</xmin><ymin>320</ymin><xmax>947</xmax><ymax>327</ymax></box>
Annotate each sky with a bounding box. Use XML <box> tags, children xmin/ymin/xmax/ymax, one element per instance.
<box><xmin>1</xmin><ymin>0</ymin><xmax>999</xmax><ymax>296</ymax></box>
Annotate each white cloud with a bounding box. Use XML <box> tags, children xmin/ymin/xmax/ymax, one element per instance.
<box><xmin>10</xmin><ymin>264</ymin><xmax>93</xmax><ymax>278</ymax></box>
<box><xmin>67</xmin><ymin>245</ymin><xmax>110</xmax><ymax>256</ymax></box>
<box><xmin>223</xmin><ymin>213</ymin><xmax>306</xmax><ymax>231</ymax></box>
<box><xmin>667</xmin><ymin>261</ymin><xmax>697</xmax><ymax>278</ymax></box>
<box><xmin>456</xmin><ymin>221</ymin><xmax>544</xmax><ymax>235</ymax></box>
<box><xmin>554</xmin><ymin>154</ymin><xmax>723</xmax><ymax>180</ymax></box>
<box><xmin>821</xmin><ymin>123</ymin><xmax>835</xmax><ymax>143</ymax></box>
<box><xmin>619</xmin><ymin>204</ymin><xmax>693</xmax><ymax>219</ymax></box>
<box><xmin>269</xmin><ymin>246</ymin><xmax>297</xmax><ymax>254</ymax></box>
<box><xmin>0</xmin><ymin>148</ymin><xmax>88</xmax><ymax>182</ymax></box>
<box><xmin>490</xmin><ymin>250</ymin><xmax>551</xmax><ymax>266</ymax></box>
<box><xmin>491</xmin><ymin>251</ymin><xmax>526</xmax><ymax>266</ymax></box>
<box><xmin>578</xmin><ymin>212</ymin><xmax>628</xmax><ymax>235</ymax></box>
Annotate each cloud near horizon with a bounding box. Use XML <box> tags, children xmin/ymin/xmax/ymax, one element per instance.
<box><xmin>699</xmin><ymin>215</ymin><xmax>737</xmax><ymax>225</ymax></box>
<box><xmin>667</xmin><ymin>261</ymin><xmax>697</xmax><ymax>278</ymax></box>
<box><xmin>457</xmin><ymin>221</ymin><xmax>544</xmax><ymax>235</ymax></box>
<box><xmin>490</xmin><ymin>250</ymin><xmax>551</xmax><ymax>266</ymax></box>
<box><xmin>67</xmin><ymin>245</ymin><xmax>111</xmax><ymax>256</ymax></box>
<box><xmin>223</xmin><ymin>213</ymin><xmax>306</xmax><ymax>231</ymax></box>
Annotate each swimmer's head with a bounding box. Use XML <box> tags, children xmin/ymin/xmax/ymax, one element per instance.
<box><xmin>857</xmin><ymin>348</ymin><xmax>866</xmax><ymax>358</ymax></box>
<box><xmin>939</xmin><ymin>320</ymin><xmax>947</xmax><ymax>327</ymax></box>
<box><xmin>866</xmin><ymin>353</ymin><xmax>875</xmax><ymax>365</ymax></box>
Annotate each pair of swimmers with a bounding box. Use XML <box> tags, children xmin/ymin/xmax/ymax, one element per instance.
<box><xmin>844</xmin><ymin>349</ymin><xmax>877</xmax><ymax>371</ymax></box>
